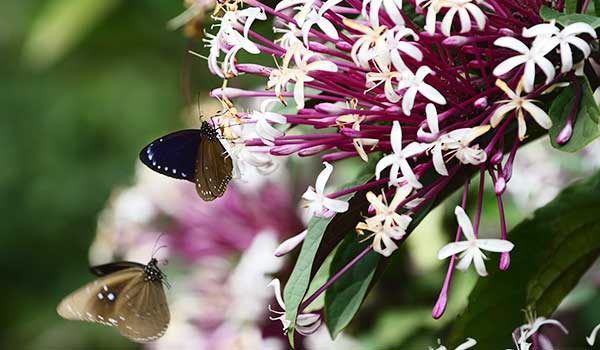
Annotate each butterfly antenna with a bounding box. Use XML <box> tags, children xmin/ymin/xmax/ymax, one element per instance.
<box><xmin>152</xmin><ymin>245</ymin><xmax>169</xmax><ymax>260</ymax></box>
<box><xmin>149</xmin><ymin>233</ymin><xmax>165</xmax><ymax>260</ymax></box>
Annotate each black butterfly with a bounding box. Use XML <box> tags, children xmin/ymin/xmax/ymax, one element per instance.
<box><xmin>57</xmin><ymin>258</ymin><xmax>170</xmax><ymax>343</ymax></box>
<box><xmin>139</xmin><ymin>121</ymin><xmax>233</xmax><ymax>201</ymax></box>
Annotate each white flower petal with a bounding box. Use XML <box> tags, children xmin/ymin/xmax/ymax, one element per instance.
<box><xmin>476</xmin><ymin>239</ymin><xmax>514</xmax><ymax>253</ymax></box>
<box><xmin>522</xmin><ymin>101</ymin><xmax>552</xmax><ymax>129</ymax></box>
<box><xmin>454</xmin><ymin>206</ymin><xmax>475</xmax><ymax>240</ymax></box>
<box><xmin>437</xmin><ymin>241</ymin><xmax>471</xmax><ymax>259</ymax></box>
<box><xmin>315</xmin><ymin>162</ymin><xmax>333</xmax><ymax>194</ymax></box>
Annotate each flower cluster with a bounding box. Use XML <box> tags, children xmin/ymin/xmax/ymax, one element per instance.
<box><xmin>197</xmin><ymin>0</ymin><xmax>597</xmax><ymax>334</ymax></box>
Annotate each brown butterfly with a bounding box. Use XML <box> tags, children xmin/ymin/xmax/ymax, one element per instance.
<box><xmin>57</xmin><ymin>258</ymin><xmax>170</xmax><ymax>343</ymax></box>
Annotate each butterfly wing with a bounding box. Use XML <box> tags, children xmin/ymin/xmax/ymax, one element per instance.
<box><xmin>139</xmin><ymin>129</ymin><xmax>202</xmax><ymax>181</ymax></box>
<box><xmin>57</xmin><ymin>267</ymin><xmax>142</xmax><ymax>324</ymax></box>
<box><xmin>115</xmin><ymin>277</ymin><xmax>170</xmax><ymax>343</ymax></box>
<box><xmin>57</xmin><ymin>267</ymin><xmax>170</xmax><ymax>343</ymax></box>
<box><xmin>194</xmin><ymin>138</ymin><xmax>233</xmax><ymax>201</ymax></box>
<box><xmin>90</xmin><ymin>262</ymin><xmax>144</xmax><ymax>277</ymax></box>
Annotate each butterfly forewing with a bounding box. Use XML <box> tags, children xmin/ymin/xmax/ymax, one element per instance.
<box><xmin>57</xmin><ymin>267</ymin><xmax>142</xmax><ymax>324</ymax></box>
<box><xmin>90</xmin><ymin>261</ymin><xmax>144</xmax><ymax>277</ymax></box>
<box><xmin>139</xmin><ymin>129</ymin><xmax>202</xmax><ymax>181</ymax></box>
<box><xmin>194</xmin><ymin>137</ymin><xmax>233</xmax><ymax>201</ymax></box>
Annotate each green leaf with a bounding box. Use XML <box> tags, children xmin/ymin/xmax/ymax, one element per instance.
<box><xmin>283</xmin><ymin>172</ymin><xmax>373</xmax><ymax>346</ymax></box>
<box><xmin>449</xmin><ymin>170</ymin><xmax>600</xmax><ymax>349</ymax></box>
<box><xmin>549</xmin><ymin>76</ymin><xmax>600</xmax><ymax>152</ymax></box>
<box><xmin>324</xmin><ymin>235</ymin><xmax>380</xmax><ymax>338</ymax></box>
<box><xmin>595</xmin><ymin>0</ymin><xmax>600</xmax><ymax>16</ymax></box>
<box><xmin>539</xmin><ymin>6</ymin><xmax>600</xmax><ymax>27</ymax></box>
<box><xmin>540</xmin><ymin>5</ymin><xmax>563</xmax><ymax>20</ymax></box>
<box><xmin>565</xmin><ymin>0</ymin><xmax>577</xmax><ymax>14</ymax></box>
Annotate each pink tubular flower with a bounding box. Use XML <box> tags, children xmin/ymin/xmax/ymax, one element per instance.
<box><xmin>199</xmin><ymin>0</ymin><xmax>597</xmax><ymax>329</ymax></box>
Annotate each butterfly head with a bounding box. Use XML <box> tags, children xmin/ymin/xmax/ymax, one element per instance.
<box><xmin>144</xmin><ymin>258</ymin><xmax>165</xmax><ymax>282</ymax></box>
<box><xmin>200</xmin><ymin>121</ymin><xmax>219</xmax><ymax>141</ymax></box>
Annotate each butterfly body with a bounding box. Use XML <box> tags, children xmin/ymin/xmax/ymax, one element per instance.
<box><xmin>57</xmin><ymin>258</ymin><xmax>170</xmax><ymax>343</ymax></box>
<box><xmin>139</xmin><ymin>121</ymin><xmax>233</xmax><ymax>201</ymax></box>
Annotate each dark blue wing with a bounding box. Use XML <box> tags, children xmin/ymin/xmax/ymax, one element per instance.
<box><xmin>139</xmin><ymin>129</ymin><xmax>202</xmax><ymax>181</ymax></box>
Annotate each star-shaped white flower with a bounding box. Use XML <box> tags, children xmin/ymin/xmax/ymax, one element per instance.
<box><xmin>268</xmin><ymin>279</ymin><xmax>321</xmax><ymax>335</ymax></box>
<box><xmin>439</xmin><ymin>125</ymin><xmax>490</xmax><ymax>165</ymax></box>
<box><xmin>493</xmin><ymin>35</ymin><xmax>559</xmax><ymax>92</ymax></box>
<box><xmin>302</xmin><ymin>162</ymin><xmax>349</xmax><ymax>218</ymax></box>
<box><xmin>376</xmin><ymin>121</ymin><xmax>429</xmax><ymax>188</ymax></box>
<box><xmin>491</xmin><ymin>79</ymin><xmax>552</xmax><ymax>141</ymax></box>
<box><xmin>346</xmin><ymin>19</ymin><xmax>388</xmax><ymax>69</ymax></box>
<box><xmin>419</xmin><ymin>104</ymin><xmax>449</xmax><ymax>175</ymax></box>
<box><xmin>366</xmin><ymin>185</ymin><xmax>413</xmax><ymax>228</ymax></box>
<box><xmin>301</xmin><ymin>0</ymin><xmax>342</xmax><ymax>46</ymax></box>
<box><xmin>420</xmin><ymin>0</ymin><xmax>487</xmax><ymax>37</ymax></box>
<box><xmin>206</xmin><ymin>6</ymin><xmax>266</xmax><ymax>77</ymax></box>
<box><xmin>361</xmin><ymin>0</ymin><xmax>405</xmax><ymax>27</ymax></box>
<box><xmin>522</xmin><ymin>20</ymin><xmax>596</xmax><ymax>73</ymax></box>
<box><xmin>268</xmin><ymin>44</ymin><xmax>338</xmax><ymax>109</ymax></box>
<box><xmin>398</xmin><ymin>66</ymin><xmax>447</xmax><ymax>115</ymax></box>
<box><xmin>366</xmin><ymin>63</ymin><xmax>409</xmax><ymax>103</ymax></box>
<box><xmin>356</xmin><ymin>217</ymin><xmax>407</xmax><ymax>257</ymax></box>
<box><xmin>511</xmin><ymin>311</ymin><xmax>568</xmax><ymax>350</ymax></box>
<box><xmin>376</xmin><ymin>26</ymin><xmax>422</xmax><ymax>71</ymax></box>
<box><xmin>246</xmin><ymin>99</ymin><xmax>287</xmax><ymax>146</ymax></box>
<box><xmin>438</xmin><ymin>206</ymin><xmax>514</xmax><ymax>276</ymax></box>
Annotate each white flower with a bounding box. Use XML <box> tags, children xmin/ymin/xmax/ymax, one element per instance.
<box><xmin>362</xmin><ymin>0</ymin><xmax>405</xmax><ymax>27</ymax></box>
<box><xmin>493</xmin><ymin>36</ymin><xmax>559</xmax><ymax>92</ymax></box>
<box><xmin>376</xmin><ymin>121</ymin><xmax>429</xmax><ymax>188</ymax></box>
<box><xmin>274</xmin><ymin>23</ymin><xmax>303</xmax><ymax>49</ymax></box>
<box><xmin>437</xmin><ymin>206</ymin><xmax>514</xmax><ymax>276</ymax></box>
<box><xmin>228</xmin><ymin>142</ymin><xmax>279</xmax><ymax>177</ymax></box>
<box><xmin>366</xmin><ymin>63</ymin><xmax>408</xmax><ymax>103</ymax></box>
<box><xmin>419</xmin><ymin>104</ymin><xmax>449</xmax><ymax>175</ymax></box>
<box><xmin>356</xmin><ymin>217</ymin><xmax>406</xmax><ymax>257</ymax></box>
<box><xmin>336</xmin><ymin>107</ymin><xmax>379</xmax><ymax>162</ymax></box>
<box><xmin>491</xmin><ymin>79</ymin><xmax>552</xmax><ymax>141</ymax></box>
<box><xmin>268</xmin><ymin>278</ymin><xmax>322</xmax><ymax>335</ymax></box>
<box><xmin>346</xmin><ymin>19</ymin><xmax>388</xmax><ymax>69</ymax></box>
<box><xmin>429</xmin><ymin>337</ymin><xmax>477</xmax><ymax>350</ymax></box>
<box><xmin>366</xmin><ymin>185</ymin><xmax>413</xmax><ymax>228</ymax></box>
<box><xmin>379</xmin><ymin>26</ymin><xmax>422</xmax><ymax>71</ymax></box>
<box><xmin>301</xmin><ymin>0</ymin><xmax>343</xmax><ymax>46</ymax></box>
<box><xmin>246</xmin><ymin>99</ymin><xmax>287</xmax><ymax>146</ymax></box>
<box><xmin>302</xmin><ymin>162</ymin><xmax>349</xmax><ymax>218</ymax></box>
<box><xmin>275</xmin><ymin>0</ymin><xmax>315</xmax><ymax>25</ymax></box>
<box><xmin>440</xmin><ymin>125</ymin><xmax>490</xmax><ymax>165</ymax></box>
<box><xmin>523</xmin><ymin>20</ymin><xmax>597</xmax><ymax>73</ymax></box>
<box><xmin>512</xmin><ymin>311</ymin><xmax>568</xmax><ymax>350</ymax></box>
<box><xmin>206</xmin><ymin>7</ymin><xmax>267</xmax><ymax>77</ymax></box>
<box><xmin>268</xmin><ymin>44</ymin><xmax>338</xmax><ymax>109</ymax></box>
<box><xmin>420</xmin><ymin>0</ymin><xmax>487</xmax><ymax>36</ymax></box>
<box><xmin>398</xmin><ymin>66</ymin><xmax>447</xmax><ymax>115</ymax></box>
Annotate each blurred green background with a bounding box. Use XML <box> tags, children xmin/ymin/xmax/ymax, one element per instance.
<box><xmin>0</xmin><ymin>1</ymin><xmax>217</xmax><ymax>348</ymax></box>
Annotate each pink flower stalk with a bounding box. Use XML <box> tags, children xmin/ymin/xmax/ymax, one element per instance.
<box><xmin>199</xmin><ymin>0</ymin><xmax>597</xmax><ymax>323</ymax></box>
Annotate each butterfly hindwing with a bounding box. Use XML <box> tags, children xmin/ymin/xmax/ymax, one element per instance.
<box><xmin>116</xmin><ymin>277</ymin><xmax>170</xmax><ymax>343</ymax></box>
<box><xmin>194</xmin><ymin>137</ymin><xmax>233</xmax><ymax>201</ymax></box>
<box><xmin>139</xmin><ymin>129</ymin><xmax>202</xmax><ymax>181</ymax></box>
